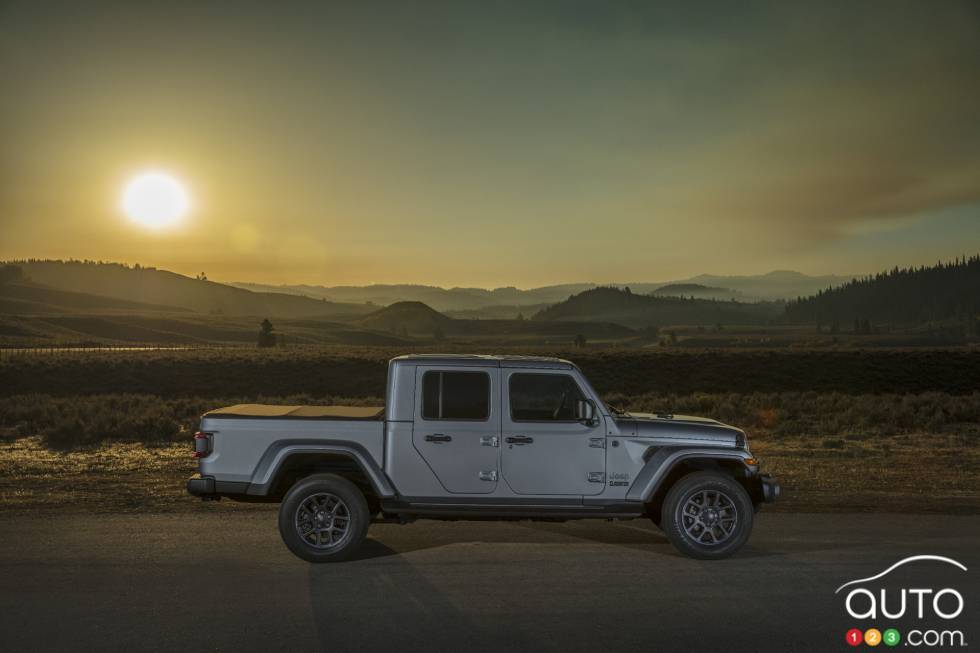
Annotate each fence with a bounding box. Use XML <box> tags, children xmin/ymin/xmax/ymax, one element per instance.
<box><xmin>0</xmin><ymin>343</ymin><xmax>250</xmax><ymax>359</ymax></box>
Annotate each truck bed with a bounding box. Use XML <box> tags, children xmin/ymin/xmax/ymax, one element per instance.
<box><xmin>204</xmin><ymin>404</ymin><xmax>384</xmax><ymax>420</ymax></box>
<box><xmin>198</xmin><ymin>405</ymin><xmax>387</xmax><ymax>488</ymax></box>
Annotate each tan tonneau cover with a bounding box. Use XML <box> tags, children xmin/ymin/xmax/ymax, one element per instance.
<box><xmin>205</xmin><ymin>404</ymin><xmax>384</xmax><ymax>420</ymax></box>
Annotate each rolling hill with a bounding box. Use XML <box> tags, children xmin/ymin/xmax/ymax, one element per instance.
<box><xmin>356</xmin><ymin>301</ymin><xmax>452</xmax><ymax>335</ymax></box>
<box><xmin>444</xmin><ymin>303</ymin><xmax>550</xmax><ymax>320</ymax></box>
<box><xmin>0</xmin><ymin>263</ymin><xmax>403</xmax><ymax>346</ymax></box>
<box><xmin>0</xmin><ymin>280</ymin><xmax>190</xmax><ymax>315</ymax></box>
<box><xmin>0</xmin><ymin>313</ymin><xmax>414</xmax><ymax>346</ymax></box>
<box><xmin>533</xmin><ymin>287</ymin><xmax>781</xmax><ymax>328</ymax></box>
<box><xmin>356</xmin><ymin>300</ymin><xmax>634</xmax><ymax>342</ymax></box>
<box><xmin>0</xmin><ymin>272</ymin><xmax>631</xmax><ymax>346</ymax></box>
<box><xmin>5</xmin><ymin>260</ymin><xmax>373</xmax><ymax>318</ymax></box>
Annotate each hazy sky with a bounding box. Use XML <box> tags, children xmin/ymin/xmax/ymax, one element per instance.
<box><xmin>2</xmin><ymin>1</ymin><xmax>978</xmax><ymax>287</ymax></box>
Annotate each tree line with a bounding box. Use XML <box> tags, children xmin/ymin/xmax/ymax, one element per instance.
<box><xmin>784</xmin><ymin>256</ymin><xmax>980</xmax><ymax>328</ymax></box>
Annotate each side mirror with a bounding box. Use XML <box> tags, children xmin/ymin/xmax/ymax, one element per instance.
<box><xmin>575</xmin><ymin>399</ymin><xmax>596</xmax><ymax>424</ymax></box>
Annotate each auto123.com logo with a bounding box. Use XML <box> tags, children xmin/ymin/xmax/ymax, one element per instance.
<box><xmin>837</xmin><ymin>555</ymin><xmax>968</xmax><ymax>648</ymax></box>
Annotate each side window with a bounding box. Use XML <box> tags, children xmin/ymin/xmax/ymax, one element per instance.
<box><xmin>421</xmin><ymin>371</ymin><xmax>490</xmax><ymax>420</ymax></box>
<box><xmin>509</xmin><ymin>373</ymin><xmax>585</xmax><ymax>422</ymax></box>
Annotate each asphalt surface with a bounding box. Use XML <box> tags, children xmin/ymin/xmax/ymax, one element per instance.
<box><xmin>1</xmin><ymin>510</ymin><xmax>978</xmax><ymax>652</ymax></box>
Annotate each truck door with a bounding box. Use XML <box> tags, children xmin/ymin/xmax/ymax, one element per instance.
<box><xmin>500</xmin><ymin>370</ymin><xmax>606</xmax><ymax>495</ymax></box>
<box><xmin>412</xmin><ymin>366</ymin><xmax>500</xmax><ymax>494</ymax></box>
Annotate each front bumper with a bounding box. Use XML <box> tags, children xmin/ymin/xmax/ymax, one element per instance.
<box><xmin>187</xmin><ymin>473</ymin><xmax>216</xmax><ymax>497</ymax></box>
<box><xmin>759</xmin><ymin>473</ymin><xmax>780</xmax><ymax>502</ymax></box>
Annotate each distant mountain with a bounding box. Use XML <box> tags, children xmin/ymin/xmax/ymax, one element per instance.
<box><xmin>0</xmin><ymin>263</ymin><xmax>631</xmax><ymax>346</ymax></box>
<box><xmin>230</xmin><ymin>271</ymin><xmax>853</xmax><ymax>308</ymax></box>
<box><xmin>3</xmin><ymin>260</ymin><xmax>855</xmax><ymax>317</ymax></box>
<box><xmin>533</xmin><ymin>287</ymin><xmax>781</xmax><ymax>328</ymax></box>
<box><xmin>627</xmin><ymin>271</ymin><xmax>853</xmax><ymax>302</ymax></box>
<box><xmin>230</xmin><ymin>281</ymin><xmax>595</xmax><ymax>311</ymax></box>
<box><xmin>784</xmin><ymin>257</ymin><xmax>980</xmax><ymax>326</ymax></box>
<box><xmin>4</xmin><ymin>260</ymin><xmax>373</xmax><ymax>318</ymax></box>
<box><xmin>651</xmin><ymin>283</ymin><xmax>737</xmax><ymax>300</ymax></box>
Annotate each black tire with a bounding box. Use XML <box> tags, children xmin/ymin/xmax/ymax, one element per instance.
<box><xmin>278</xmin><ymin>473</ymin><xmax>370</xmax><ymax>563</ymax></box>
<box><xmin>660</xmin><ymin>471</ymin><xmax>753</xmax><ymax>560</ymax></box>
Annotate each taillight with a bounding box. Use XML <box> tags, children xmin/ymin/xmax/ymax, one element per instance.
<box><xmin>193</xmin><ymin>431</ymin><xmax>213</xmax><ymax>458</ymax></box>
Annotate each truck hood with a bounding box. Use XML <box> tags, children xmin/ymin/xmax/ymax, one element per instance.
<box><xmin>615</xmin><ymin>412</ymin><xmax>743</xmax><ymax>447</ymax></box>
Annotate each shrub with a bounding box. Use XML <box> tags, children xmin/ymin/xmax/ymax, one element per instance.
<box><xmin>3</xmin><ymin>348</ymin><xmax>980</xmax><ymax>397</ymax></box>
<box><xmin>0</xmin><ymin>393</ymin><xmax>383</xmax><ymax>449</ymax></box>
<box><xmin>1</xmin><ymin>390</ymin><xmax>977</xmax><ymax>449</ymax></box>
<box><xmin>604</xmin><ymin>391</ymin><xmax>980</xmax><ymax>438</ymax></box>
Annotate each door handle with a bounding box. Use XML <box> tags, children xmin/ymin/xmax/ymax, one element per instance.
<box><xmin>424</xmin><ymin>434</ymin><xmax>452</xmax><ymax>443</ymax></box>
<box><xmin>505</xmin><ymin>435</ymin><xmax>534</xmax><ymax>445</ymax></box>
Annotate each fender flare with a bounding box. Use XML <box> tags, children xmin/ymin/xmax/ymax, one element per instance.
<box><xmin>246</xmin><ymin>439</ymin><xmax>396</xmax><ymax>498</ymax></box>
<box><xmin>625</xmin><ymin>446</ymin><xmax>753</xmax><ymax>503</ymax></box>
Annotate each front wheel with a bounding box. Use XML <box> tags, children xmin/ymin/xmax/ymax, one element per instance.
<box><xmin>660</xmin><ymin>471</ymin><xmax>754</xmax><ymax>560</ymax></box>
<box><xmin>278</xmin><ymin>474</ymin><xmax>370</xmax><ymax>563</ymax></box>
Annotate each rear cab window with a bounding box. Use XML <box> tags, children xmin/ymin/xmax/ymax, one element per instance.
<box><xmin>421</xmin><ymin>370</ymin><xmax>490</xmax><ymax>420</ymax></box>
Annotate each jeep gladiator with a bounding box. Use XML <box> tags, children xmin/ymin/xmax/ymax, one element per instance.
<box><xmin>187</xmin><ymin>354</ymin><xmax>779</xmax><ymax>561</ymax></box>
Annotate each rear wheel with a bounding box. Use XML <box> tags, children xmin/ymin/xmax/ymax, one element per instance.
<box><xmin>278</xmin><ymin>474</ymin><xmax>370</xmax><ymax>563</ymax></box>
<box><xmin>660</xmin><ymin>471</ymin><xmax>753</xmax><ymax>560</ymax></box>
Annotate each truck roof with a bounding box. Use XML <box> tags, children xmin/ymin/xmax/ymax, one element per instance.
<box><xmin>390</xmin><ymin>354</ymin><xmax>574</xmax><ymax>369</ymax></box>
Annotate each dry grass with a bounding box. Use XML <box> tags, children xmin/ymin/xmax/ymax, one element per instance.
<box><xmin>0</xmin><ymin>437</ymin><xmax>269</xmax><ymax>514</ymax></box>
<box><xmin>3</xmin><ymin>346</ymin><xmax>975</xmax><ymax>515</ymax></box>
<box><xmin>3</xmin><ymin>391</ymin><xmax>978</xmax><ymax>449</ymax></box>
<box><xmin>1</xmin><ymin>430</ymin><xmax>976</xmax><ymax>515</ymax></box>
<box><xmin>752</xmin><ymin>432</ymin><xmax>980</xmax><ymax>513</ymax></box>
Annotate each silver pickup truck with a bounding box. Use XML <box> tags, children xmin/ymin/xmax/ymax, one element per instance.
<box><xmin>187</xmin><ymin>354</ymin><xmax>778</xmax><ymax>561</ymax></box>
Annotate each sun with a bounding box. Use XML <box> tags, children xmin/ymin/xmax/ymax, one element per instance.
<box><xmin>121</xmin><ymin>171</ymin><xmax>190</xmax><ymax>229</ymax></box>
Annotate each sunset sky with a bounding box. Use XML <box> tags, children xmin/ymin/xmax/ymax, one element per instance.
<box><xmin>1</xmin><ymin>1</ymin><xmax>978</xmax><ymax>288</ymax></box>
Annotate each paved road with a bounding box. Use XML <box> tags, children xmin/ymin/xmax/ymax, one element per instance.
<box><xmin>1</xmin><ymin>510</ymin><xmax>977</xmax><ymax>652</ymax></box>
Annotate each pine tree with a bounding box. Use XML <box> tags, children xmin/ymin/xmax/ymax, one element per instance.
<box><xmin>257</xmin><ymin>319</ymin><xmax>276</xmax><ymax>347</ymax></box>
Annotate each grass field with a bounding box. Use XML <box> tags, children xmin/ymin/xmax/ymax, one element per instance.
<box><xmin>3</xmin><ymin>346</ymin><xmax>980</xmax><ymax>397</ymax></box>
<box><xmin>2</xmin><ymin>391</ymin><xmax>978</xmax><ymax>448</ymax></box>
<box><xmin>1</xmin><ymin>347</ymin><xmax>977</xmax><ymax>515</ymax></box>
<box><xmin>0</xmin><ymin>391</ymin><xmax>977</xmax><ymax>515</ymax></box>
<box><xmin>1</xmin><ymin>428</ymin><xmax>976</xmax><ymax>515</ymax></box>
